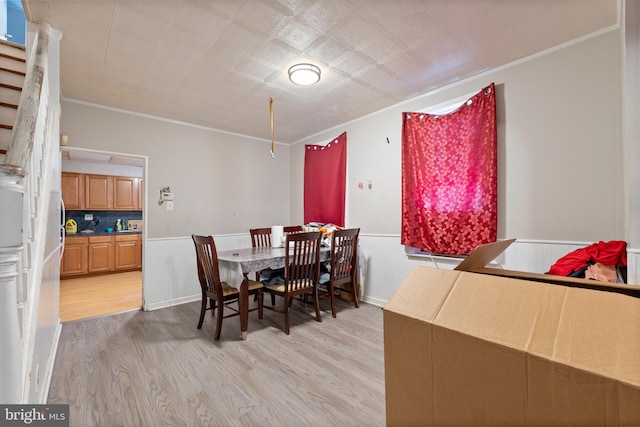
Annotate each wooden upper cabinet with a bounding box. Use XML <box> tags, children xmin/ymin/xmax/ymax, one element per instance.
<box><xmin>85</xmin><ymin>174</ymin><xmax>113</xmax><ymax>210</ymax></box>
<box><xmin>137</xmin><ymin>178</ymin><xmax>143</xmax><ymax>210</ymax></box>
<box><xmin>63</xmin><ymin>173</ymin><xmax>142</xmax><ymax>211</ymax></box>
<box><xmin>61</xmin><ymin>172</ymin><xmax>84</xmax><ymax>210</ymax></box>
<box><xmin>113</xmin><ymin>176</ymin><xmax>138</xmax><ymax>210</ymax></box>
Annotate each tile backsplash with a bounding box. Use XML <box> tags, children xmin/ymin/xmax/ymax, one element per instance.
<box><xmin>65</xmin><ymin>210</ymin><xmax>143</xmax><ymax>233</ymax></box>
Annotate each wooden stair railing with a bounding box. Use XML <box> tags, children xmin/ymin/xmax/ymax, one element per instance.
<box><xmin>0</xmin><ymin>41</ymin><xmax>25</xmax><ymax>167</ymax></box>
<box><xmin>0</xmin><ymin>23</ymin><xmax>47</xmax><ymax>178</ymax></box>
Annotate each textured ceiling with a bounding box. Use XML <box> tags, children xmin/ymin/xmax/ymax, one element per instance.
<box><xmin>24</xmin><ymin>0</ymin><xmax>618</xmax><ymax>144</ymax></box>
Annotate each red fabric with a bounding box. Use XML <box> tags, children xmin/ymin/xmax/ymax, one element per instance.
<box><xmin>401</xmin><ymin>84</ymin><xmax>497</xmax><ymax>255</ymax></box>
<box><xmin>547</xmin><ymin>240</ymin><xmax>627</xmax><ymax>276</ymax></box>
<box><xmin>304</xmin><ymin>132</ymin><xmax>346</xmax><ymax>226</ymax></box>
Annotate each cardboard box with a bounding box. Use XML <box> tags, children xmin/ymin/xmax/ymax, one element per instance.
<box><xmin>383</xmin><ymin>240</ymin><xmax>640</xmax><ymax>426</ymax></box>
<box><xmin>339</xmin><ymin>284</ymin><xmax>361</xmax><ymax>302</ymax></box>
<box><xmin>127</xmin><ymin>219</ymin><xmax>143</xmax><ymax>230</ymax></box>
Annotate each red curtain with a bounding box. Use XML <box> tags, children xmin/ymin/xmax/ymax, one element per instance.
<box><xmin>304</xmin><ymin>132</ymin><xmax>346</xmax><ymax>226</ymax></box>
<box><xmin>401</xmin><ymin>83</ymin><xmax>497</xmax><ymax>255</ymax></box>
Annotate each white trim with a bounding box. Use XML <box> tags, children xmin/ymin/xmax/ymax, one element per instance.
<box><xmin>62</xmin><ymin>98</ymin><xmax>288</xmax><ymax>146</ymax></box>
<box><xmin>146</xmin><ymin>233</ymin><xmax>249</xmax><ymax>242</ymax></box>
<box><xmin>39</xmin><ymin>321</ymin><xmax>61</xmax><ymax>404</ymax></box>
<box><xmin>145</xmin><ymin>294</ymin><xmax>200</xmax><ymax>311</ymax></box>
<box><xmin>292</xmin><ymin>24</ymin><xmax>621</xmax><ymax>147</ymax></box>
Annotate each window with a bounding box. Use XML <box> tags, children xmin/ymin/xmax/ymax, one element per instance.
<box><xmin>304</xmin><ymin>132</ymin><xmax>346</xmax><ymax>226</ymax></box>
<box><xmin>401</xmin><ymin>84</ymin><xmax>497</xmax><ymax>255</ymax></box>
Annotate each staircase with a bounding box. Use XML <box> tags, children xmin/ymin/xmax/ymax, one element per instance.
<box><xmin>0</xmin><ymin>41</ymin><xmax>26</xmax><ymax>161</ymax></box>
<box><xmin>0</xmin><ymin>22</ymin><xmax>62</xmax><ymax>404</ymax></box>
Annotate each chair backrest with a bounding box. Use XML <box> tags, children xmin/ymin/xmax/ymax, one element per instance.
<box><xmin>251</xmin><ymin>226</ymin><xmax>303</xmax><ymax>248</ymax></box>
<box><xmin>285</xmin><ymin>231</ymin><xmax>322</xmax><ymax>292</ymax></box>
<box><xmin>250</xmin><ymin>228</ymin><xmax>272</xmax><ymax>248</ymax></box>
<box><xmin>192</xmin><ymin>234</ymin><xmax>222</xmax><ymax>297</ymax></box>
<box><xmin>331</xmin><ymin>228</ymin><xmax>360</xmax><ymax>284</ymax></box>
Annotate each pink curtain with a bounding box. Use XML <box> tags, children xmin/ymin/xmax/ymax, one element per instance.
<box><xmin>401</xmin><ymin>84</ymin><xmax>497</xmax><ymax>255</ymax></box>
<box><xmin>304</xmin><ymin>132</ymin><xmax>346</xmax><ymax>226</ymax></box>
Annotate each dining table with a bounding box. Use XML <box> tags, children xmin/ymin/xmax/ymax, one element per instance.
<box><xmin>217</xmin><ymin>245</ymin><xmax>330</xmax><ymax>339</ymax></box>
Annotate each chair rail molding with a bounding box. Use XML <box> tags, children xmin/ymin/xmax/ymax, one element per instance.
<box><xmin>142</xmin><ymin>234</ymin><xmax>638</xmax><ymax>314</ymax></box>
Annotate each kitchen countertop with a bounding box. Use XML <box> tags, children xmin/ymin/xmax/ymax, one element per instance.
<box><xmin>65</xmin><ymin>230</ymin><xmax>143</xmax><ymax>237</ymax></box>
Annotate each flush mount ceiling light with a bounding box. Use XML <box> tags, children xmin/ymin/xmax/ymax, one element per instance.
<box><xmin>288</xmin><ymin>63</ymin><xmax>321</xmax><ymax>86</ymax></box>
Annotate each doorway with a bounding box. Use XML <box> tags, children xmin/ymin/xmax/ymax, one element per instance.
<box><xmin>60</xmin><ymin>147</ymin><xmax>147</xmax><ymax>322</ymax></box>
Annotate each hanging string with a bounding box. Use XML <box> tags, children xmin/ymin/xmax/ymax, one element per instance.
<box><xmin>269</xmin><ymin>98</ymin><xmax>275</xmax><ymax>158</ymax></box>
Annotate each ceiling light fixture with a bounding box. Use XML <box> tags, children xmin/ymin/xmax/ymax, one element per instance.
<box><xmin>288</xmin><ymin>63</ymin><xmax>321</xmax><ymax>86</ymax></box>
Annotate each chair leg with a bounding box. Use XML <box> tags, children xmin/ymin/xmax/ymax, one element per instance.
<box><xmin>258</xmin><ymin>290</ymin><xmax>263</xmax><ymax>320</ymax></box>
<box><xmin>328</xmin><ymin>283</ymin><xmax>337</xmax><ymax>318</ymax></box>
<box><xmin>197</xmin><ymin>294</ymin><xmax>207</xmax><ymax>329</ymax></box>
<box><xmin>214</xmin><ymin>301</ymin><xmax>223</xmax><ymax>341</ymax></box>
<box><xmin>271</xmin><ymin>293</ymin><xmax>276</xmax><ymax>306</ymax></box>
<box><xmin>312</xmin><ymin>288</ymin><xmax>322</xmax><ymax>323</ymax></box>
<box><xmin>284</xmin><ymin>296</ymin><xmax>290</xmax><ymax>335</ymax></box>
<box><xmin>351</xmin><ymin>281</ymin><xmax>360</xmax><ymax>308</ymax></box>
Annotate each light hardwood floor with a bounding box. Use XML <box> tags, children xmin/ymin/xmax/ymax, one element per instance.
<box><xmin>48</xmin><ymin>297</ymin><xmax>386</xmax><ymax>426</ymax></box>
<box><xmin>60</xmin><ymin>271</ymin><xmax>143</xmax><ymax>322</ymax></box>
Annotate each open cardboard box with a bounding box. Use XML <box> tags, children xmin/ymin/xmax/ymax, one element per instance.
<box><xmin>383</xmin><ymin>239</ymin><xmax>640</xmax><ymax>426</ymax></box>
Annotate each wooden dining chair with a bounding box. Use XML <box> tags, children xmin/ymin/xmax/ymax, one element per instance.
<box><xmin>192</xmin><ymin>234</ymin><xmax>263</xmax><ymax>340</ymax></box>
<box><xmin>262</xmin><ymin>231</ymin><xmax>323</xmax><ymax>335</ymax></box>
<box><xmin>250</xmin><ymin>227</ymin><xmax>272</xmax><ymax>248</ymax></box>
<box><xmin>250</xmin><ymin>226</ymin><xmax>304</xmax><ymax>289</ymax></box>
<box><xmin>319</xmin><ymin>228</ymin><xmax>360</xmax><ymax>318</ymax></box>
<box><xmin>250</xmin><ymin>226</ymin><xmax>303</xmax><ymax>249</ymax></box>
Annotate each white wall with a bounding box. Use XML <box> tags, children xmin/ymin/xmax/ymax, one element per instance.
<box><xmin>60</xmin><ymin>102</ymin><xmax>293</xmax><ymax>308</ymax></box>
<box><xmin>291</xmin><ymin>30</ymin><xmax>624</xmax><ymax>243</ymax></box>
<box><xmin>290</xmin><ymin>28</ymin><xmax>632</xmax><ymax>298</ymax></box>
<box><xmin>60</xmin><ymin>102</ymin><xmax>292</xmax><ymax>238</ymax></box>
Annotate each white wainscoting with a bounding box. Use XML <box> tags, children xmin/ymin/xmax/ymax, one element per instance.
<box><xmin>627</xmin><ymin>249</ymin><xmax>640</xmax><ymax>285</ymax></box>
<box><xmin>143</xmin><ymin>234</ymin><xmax>252</xmax><ymax>311</ymax></box>
<box><xmin>142</xmin><ymin>234</ymin><xmax>638</xmax><ymax>311</ymax></box>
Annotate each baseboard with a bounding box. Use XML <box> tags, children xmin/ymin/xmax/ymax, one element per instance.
<box><xmin>361</xmin><ymin>296</ymin><xmax>386</xmax><ymax>308</ymax></box>
<box><xmin>144</xmin><ymin>294</ymin><xmax>200</xmax><ymax>311</ymax></box>
<box><xmin>40</xmin><ymin>320</ymin><xmax>62</xmax><ymax>404</ymax></box>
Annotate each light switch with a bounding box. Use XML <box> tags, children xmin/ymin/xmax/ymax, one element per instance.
<box><xmin>84</xmin><ymin>214</ymin><xmax>93</xmax><ymax>220</ymax></box>
<box><xmin>167</xmin><ymin>201</ymin><xmax>174</xmax><ymax>211</ymax></box>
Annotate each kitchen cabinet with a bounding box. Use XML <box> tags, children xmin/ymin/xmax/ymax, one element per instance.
<box><xmin>61</xmin><ymin>233</ymin><xmax>142</xmax><ymax>278</ymax></box>
<box><xmin>85</xmin><ymin>174</ymin><xmax>113</xmax><ymax>210</ymax></box>
<box><xmin>62</xmin><ymin>173</ymin><xmax>142</xmax><ymax>211</ymax></box>
<box><xmin>114</xmin><ymin>176</ymin><xmax>139</xmax><ymax>210</ymax></box>
<box><xmin>60</xmin><ymin>236</ymin><xmax>88</xmax><ymax>277</ymax></box>
<box><xmin>88</xmin><ymin>235</ymin><xmax>114</xmax><ymax>273</ymax></box>
<box><xmin>115</xmin><ymin>234</ymin><xmax>140</xmax><ymax>270</ymax></box>
<box><xmin>136</xmin><ymin>234</ymin><xmax>142</xmax><ymax>268</ymax></box>
<box><xmin>61</xmin><ymin>172</ymin><xmax>83</xmax><ymax>210</ymax></box>
<box><xmin>137</xmin><ymin>178</ymin><xmax>143</xmax><ymax>210</ymax></box>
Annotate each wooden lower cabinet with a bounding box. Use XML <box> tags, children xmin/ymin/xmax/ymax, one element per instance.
<box><xmin>61</xmin><ymin>233</ymin><xmax>142</xmax><ymax>278</ymax></box>
<box><xmin>88</xmin><ymin>236</ymin><xmax>114</xmax><ymax>273</ymax></box>
<box><xmin>115</xmin><ymin>234</ymin><xmax>140</xmax><ymax>270</ymax></box>
<box><xmin>61</xmin><ymin>236</ymin><xmax>88</xmax><ymax>277</ymax></box>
